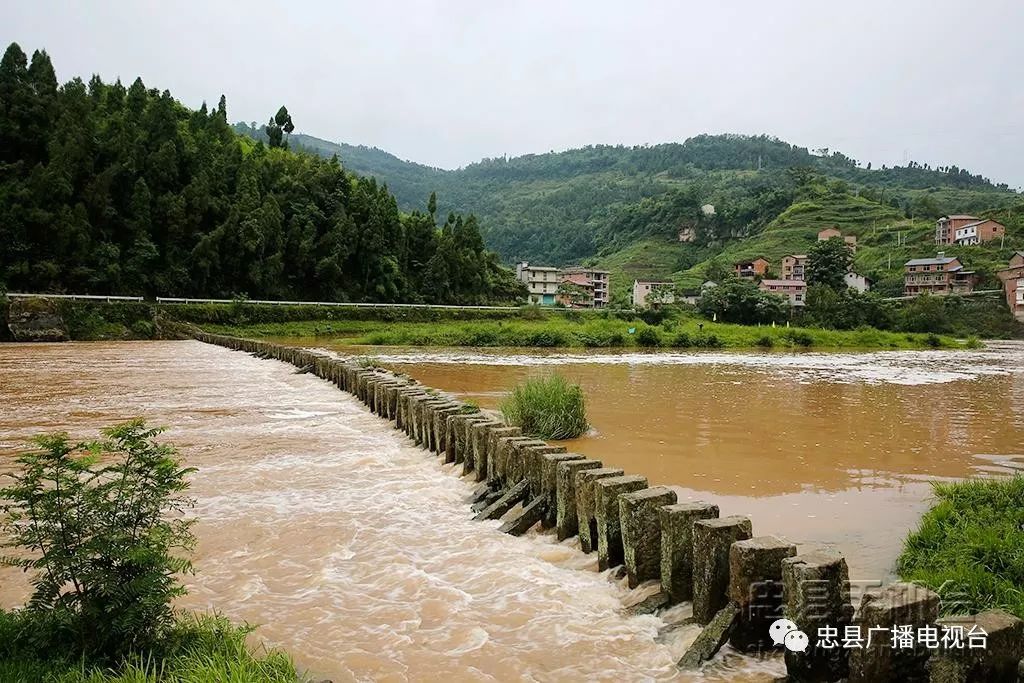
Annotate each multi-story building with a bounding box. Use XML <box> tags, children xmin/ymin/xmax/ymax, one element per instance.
<box><xmin>780</xmin><ymin>254</ymin><xmax>808</xmax><ymax>281</ymax></box>
<box><xmin>903</xmin><ymin>253</ymin><xmax>976</xmax><ymax>296</ymax></box>
<box><xmin>516</xmin><ymin>262</ymin><xmax>561</xmax><ymax>305</ymax></box>
<box><xmin>997</xmin><ymin>252</ymin><xmax>1024</xmax><ymax>321</ymax></box>
<box><xmin>952</xmin><ymin>218</ymin><xmax>1006</xmax><ymax>246</ymax></box>
<box><xmin>632</xmin><ymin>280</ymin><xmax>675</xmax><ymax>308</ymax></box>
<box><xmin>560</xmin><ymin>266</ymin><xmax>611</xmax><ymax>307</ymax></box>
<box><xmin>758</xmin><ymin>279</ymin><xmax>807</xmax><ymax>306</ymax></box>
<box><xmin>734</xmin><ymin>257</ymin><xmax>771</xmax><ymax>279</ymax></box>
<box><xmin>935</xmin><ymin>215</ymin><xmax>1006</xmax><ymax>245</ymax></box>
<box><xmin>554</xmin><ymin>273</ymin><xmax>595</xmax><ymax>308</ymax></box>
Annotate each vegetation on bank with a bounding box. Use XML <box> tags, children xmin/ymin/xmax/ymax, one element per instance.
<box><xmin>898</xmin><ymin>476</ymin><xmax>1024</xmax><ymax>620</ymax></box>
<box><xmin>501</xmin><ymin>375</ymin><xmax>588</xmax><ymax>440</ymax></box>
<box><xmin>212</xmin><ymin>314</ymin><xmax>965</xmax><ymax>350</ymax></box>
<box><xmin>0</xmin><ymin>421</ymin><xmax>303</xmax><ymax>682</ymax></box>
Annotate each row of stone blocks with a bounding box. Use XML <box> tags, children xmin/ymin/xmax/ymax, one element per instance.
<box><xmin>194</xmin><ymin>332</ymin><xmax>1024</xmax><ymax>682</ymax></box>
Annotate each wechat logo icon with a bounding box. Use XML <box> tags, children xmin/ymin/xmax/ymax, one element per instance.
<box><xmin>769</xmin><ymin>618</ymin><xmax>809</xmax><ymax>653</ymax></box>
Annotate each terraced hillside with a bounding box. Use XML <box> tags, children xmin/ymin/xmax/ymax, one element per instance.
<box><xmin>234</xmin><ymin>126</ymin><xmax>1021</xmax><ymax>301</ymax></box>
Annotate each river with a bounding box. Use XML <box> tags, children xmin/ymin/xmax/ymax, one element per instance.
<box><xmin>1</xmin><ymin>340</ymin><xmax>1022</xmax><ymax>681</ymax></box>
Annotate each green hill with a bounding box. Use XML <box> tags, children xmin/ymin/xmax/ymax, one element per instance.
<box><xmin>235</xmin><ymin>129</ymin><xmax>1022</xmax><ymax>304</ymax></box>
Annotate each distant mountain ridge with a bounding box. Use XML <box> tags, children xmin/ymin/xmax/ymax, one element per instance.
<box><xmin>234</xmin><ymin>123</ymin><xmax>1021</xmax><ymax>302</ymax></box>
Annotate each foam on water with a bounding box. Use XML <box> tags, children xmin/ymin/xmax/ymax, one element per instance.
<box><xmin>0</xmin><ymin>341</ymin><xmax>782</xmax><ymax>681</ymax></box>
<box><xmin>325</xmin><ymin>343</ymin><xmax>1024</xmax><ymax>386</ymax></box>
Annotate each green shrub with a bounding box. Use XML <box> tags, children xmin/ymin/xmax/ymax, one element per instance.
<box><xmin>0</xmin><ymin>612</ymin><xmax>302</xmax><ymax>682</ymax></box>
<box><xmin>501</xmin><ymin>375</ymin><xmax>588</xmax><ymax>440</ymax></box>
<box><xmin>925</xmin><ymin>333</ymin><xmax>942</xmax><ymax>348</ymax></box>
<box><xmin>635</xmin><ymin>326</ymin><xmax>662</xmax><ymax>348</ymax></box>
<box><xmin>0</xmin><ymin>421</ymin><xmax>196</xmax><ymax>660</ymax></box>
<box><xmin>694</xmin><ymin>333</ymin><xmax>723</xmax><ymax>348</ymax></box>
<box><xmin>524</xmin><ymin>329</ymin><xmax>568</xmax><ymax>347</ymax></box>
<box><xmin>755</xmin><ymin>335</ymin><xmax>775</xmax><ymax>349</ymax></box>
<box><xmin>783</xmin><ymin>330</ymin><xmax>814</xmax><ymax>348</ymax></box>
<box><xmin>965</xmin><ymin>336</ymin><xmax>984</xmax><ymax>349</ymax></box>
<box><xmin>670</xmin><ymin>332</ymin><xmax>693</xmax><ymax>348</ymax></box>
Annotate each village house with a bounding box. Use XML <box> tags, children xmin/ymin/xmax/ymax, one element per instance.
<box><xmin>953</xmin><ymin>218</ymin><xmax>1005</xmax><ymax>246</ymax></box>
<box><xmin>560</xmin><ymin>266</ymin><xmax>611</xmax><ymax>307</ymax></box>
<box><xmin>844</xmin><ymin>272</ymin><xmax>872</xmax><ymax>293</ymax></box>
<box><xmin>935</xmin><ymin>214</ymin><xmax>1006</xmax><ymax>245</ymax></box>
<box><xmin>780</xmin><ymin>254</ymin><xmax>808</xmax><ymax>280</ymax></box>
<box><xmin>817</xmin><ymin>227</ymin><xmax>857</xmax><ymax>252</ymax></box>
<box><xmin>903</xmin><ymin>253</ymin><xmax>976</xmax><ymax>297</ymax></box>
<box><xmin>997</xmin><ymin>252</ymin><xmax>1024</xmax><ymax>321</ymax></box>
<box><xmin>679</xmin><ymin>281</ymin><xmax>718</xmax><ymax>305</ymax></box>
<box><xmin>516</xmin><ymin>262</ymin><xmax>561</xmax><ymax>305</ymax></box>
<box><xmin>632</xmin><ymin>280</ymin><xmax>675</xmax><ymax>308</ymax></box>
<box><xmin>734</xmin><ymin>257</ymin><xmax>770</xmax><ymax>279</ymax></box>
<box><xmin>554</xmin><ymin>273</ymin><xmax>595</xmax><ymax>308</ymax></box>
<box><xmin>516</xmin><ymin>262</ymin><xmax>610</xmax><ymax>307</ymax></box>
<box><xmin>759</xmin><ymin>279</ymin><xmax>807</xmax><ymax>306</ymax></box>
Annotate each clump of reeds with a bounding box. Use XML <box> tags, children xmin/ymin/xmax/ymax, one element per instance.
<box><xmin>500</xmin><ymin>374</ymin><xmax>588</xmax><ymax>440</ymax></box>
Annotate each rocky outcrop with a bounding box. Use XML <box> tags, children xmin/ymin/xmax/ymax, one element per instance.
<box><xmin>6</xmin><ymin>298</ymin><xmax>69</xmax><ymax>342</ymax></box>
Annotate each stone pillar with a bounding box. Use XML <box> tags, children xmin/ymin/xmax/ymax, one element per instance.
<box><xmin>782</xmin><ymin>551</ymin><xmax>855</xmax><ymax>683</ymax></box>
<box><xmin>538</xmin><ymin>453</ymin><xmax>585</xmax><ymax>528</ymax></box>
<box><xmin>518</xmin><ymin>444</ymin><xmax>567</xmax><ymax>498</ymax></box>
<box><xmin>432</xmin><ymin>405</ymin><xmax>463</xmax><ymax>454</ymax></box>
<box><xmin>492</xmin><ymin>436</ymin><xmax>543</xmax><ymax>485</ymax></box>
<box><xmin>692</xmin><ymin>516</ymin><xmax>752</xmax><ymax>624</ymax></box>
<box><xmin>619</xmin><ymin>486</ymin><xmax>678</xmax><ymax>588</ymax></box>
<box><xmin>459</xmin><ymin>416</ymin><xmax>494</xmax><ymax>474</ymax></box>
<box><xmin>595</xmin><ymin>475</ymin><xmax>648</xmax><ymax>571</ymax></box>
<box><xmin>485</xmin><ymin>426</ymin><xmax>522</xmax><ymax>484</ymax></box>
<box><xmin>728</xmin><ymin>535</ymin><xmax>797</xmax><ymax>651</ymax></box>
<box><xmin>660</xmin><ymin>502</ymin><xmax>719</xmax><ymax>603</ymax></box>
<box><xmin>469</xmin><ymin>420</ymin><xmax>502</xmax><ymax>481</ymax></box>
<box><xmin>575</xmin><ymin>467</ymin><xmax>625</xmax><ymax>553</ymax></box>
<box><xmin>555</xmin><ymin>459</ymin><xmax>602</xmax><ymax>541</ymax></box>
<box><xmin>847</xmin><ymin>582</ymin><xmax>940</xmax><ymax>683</ymax></box>
<box><xmin>926</xmin><ymin>609</ymin><xmax>1023</xmax><ymax>683</ymax></box>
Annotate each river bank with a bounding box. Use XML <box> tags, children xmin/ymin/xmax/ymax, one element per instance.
<box><xmin>2</xmin><ymin>296</ymin><xmax>1016</xmax><ymax>349</ymax></box>
<box><xmin>207</xmin><ymin>317</ymin><xmax>968</xmax><ymax>350</ymax></box>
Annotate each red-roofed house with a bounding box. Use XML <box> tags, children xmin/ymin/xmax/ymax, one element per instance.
<box><xmin>936</xmin><ymin>215</ymin><xmax>1006</xmax><ymax>245</ymax></box>
<box><xmin>997</xmin><ymin>252</ymin><xmax>1024</xmax><ymax>321</ymax></box>
<box><xmin>555</xmin><ymin>273</ymin><xmax>595</xmax><ymax>308</ymax></box>
<box><xmin>735</xmin><ymin>257</ymin><xmax>770</xmax><ymax>279</ymax></box>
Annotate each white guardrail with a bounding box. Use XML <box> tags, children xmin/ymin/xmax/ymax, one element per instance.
<box><xmin>7</xmin><ymin>292</ymin><xmax>144</xmax><ymax>302</ymax></box>
<box><xmin>6</xmin><ymin>292</ymin><xmax>524</xmax><ymax>311</ymax></box>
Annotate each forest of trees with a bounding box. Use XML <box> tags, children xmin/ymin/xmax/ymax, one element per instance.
<box><xmin>267</xmin><ymin>128</ymin><xmax>1018</xmax><ymax>268</ymax></box>
<box><xmin>0</xmin><ymin>43</ymin><xmax>525</xmax><ymax>304</ymax></box>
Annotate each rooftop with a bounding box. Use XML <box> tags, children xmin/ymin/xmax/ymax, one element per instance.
<box><xmin>905</xmin><ymin>256</ymin><xmax>960</xmax><ymax>267</ymax></box>
<box><xmin>941</xmin><ymin>214</ymin><xmax>979</xmax><ymax>220</ymax></box>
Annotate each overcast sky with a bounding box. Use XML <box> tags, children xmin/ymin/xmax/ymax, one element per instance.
<box><xmin>6</xmin><ymin>1</ymin><xmax>1023</xmax><ymax>187</ymax></box>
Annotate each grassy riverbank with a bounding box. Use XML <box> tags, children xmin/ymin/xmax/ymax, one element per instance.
<box><xmin>207</xmin><ymin>316</ymin><xmax>966</xmax><ymax>350</ymax></box>
<box><xmin>898</xmin><ymin>476</ymin><xmax>1024</xmax><ymax>619</ymax></box>
<box><xmin>0</xmin><ymin>613</ymin><xmax>303</xmax><ymax>682</ymax></box>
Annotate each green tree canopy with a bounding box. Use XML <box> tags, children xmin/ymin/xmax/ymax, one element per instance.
<box><xmin>806</xmin><ymin>237</ymin><xmax>853</xmax><ymax>290</ymax></box>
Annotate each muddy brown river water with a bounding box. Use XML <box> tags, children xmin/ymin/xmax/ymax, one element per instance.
<box><xmin>1</xmin><ymin>340</ymin><xmax>1022</xmax><ymax>682</ymax></box>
